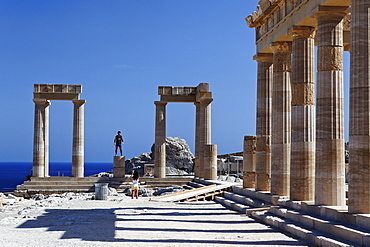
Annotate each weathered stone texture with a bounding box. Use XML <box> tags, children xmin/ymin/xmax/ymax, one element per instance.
<box><xmin>349</xmin><ymin>0</ymin><xmax>370</xmax><ymax>214</ymax></box>
<box><xmin>315</xmin><ymin>11</ymin><xmax>346</xmax><ymax>206</ymax></box>
<box><xmin>270</xmin><ymin>41</ymin><xmax>292</xmax><ymax>196</ymax></box>
<box><xmin>243</xmin><ymin>135</ymin><xmax>257</xmax><ymax>189</ymax></box>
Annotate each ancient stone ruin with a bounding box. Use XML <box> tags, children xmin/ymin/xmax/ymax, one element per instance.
<box><xmin>154</xmin><ymin>83</ymin><xmax>217</xmax><ymax>180</ymax></box>
<box><xmin>32</xmin><ymin>84</ymin><xmax>85</xmax><ymax>178</ymax></box>
<box><xmin>244</xmin><ymin>0</ymin><xmax>370</xmax><ymax>215</ymax></box>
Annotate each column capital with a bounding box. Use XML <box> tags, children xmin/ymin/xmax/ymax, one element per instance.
<box><xmin>199</xmin><ymin>98</ymin><xmax>213</xmax><ymax>105</ymax></box>
<box><xmin>313</xmin><ymin>6</ymin><xmax>349</xmax><ymax>22</ymax></box>
<box><xmin>33</xmin><ymin>99</ymin><xmax>51</xmax><ymax>107</ymax></box>
<box><xmin>289</xmin><ymin>26</ymin><xmax>316</xmax><ymax>39</ymax></box>
<box><xmin>269</xmin><ymin>41</ymin><xmax>292</xmax><ymax>53</ymax></box>
<box><xmin>269</xmin><ymin>41</ymin><xmax>292</xmax><ymax>54</ymax></box>
<box><xmin>253</xmin><ymin>53</ymin><xmax>273</xmax><ymax>63</ymax></box>
<box><xmin>154</xmin><ymin>101</ymin><xmax>167</xmax><ymax>106</ymax></box>
<box><xmin>72</xmin><ymin>99</ymin><xmax>86</xmax><ymax>105</ymax></box>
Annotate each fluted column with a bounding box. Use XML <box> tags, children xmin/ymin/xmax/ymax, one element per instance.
<box><xmin>44</xmin><ymin>100</ymin><xmax>50</xmax><ymax>177</ymax></box>
<box><xmin>194</xmin><ymin>102</ymin><xmax>200</xmax><ymax>177</ymax></box>
<box><xmin>253</xmin><ymin>53</ymin><xmax>273</xmax><ymax>191</ymax></box>
<box><xmin>270</xmin><ymin>41</ymin><xmax>292</xmax><ymax>196</ymax></box>
<box><xmin>204</xmin><ymin>144</ymin><xmax>217</xmax><ymax>180</ymax></box>
<box><xmin>243</xmin><ymin>135</ymin><xmax>257</xmax><ymax>188</ymax></box>
<box><xmin>72</xmin><ymin>100</ymin><xmax>85</xmax><ymax>177</ymax></box>
<box><xmin>290</xmin><ymin>26</ymin><xmax>316</xmax><ymax>201</ymax></box>
<box><xmin>315</xmin><ymin>11</ymin><xmax>347</xmax><ymax>206</ymax></box>
<box><xmin>349</xmin><ymin>0</ymin><xmax>370</xmax><ymax>213</ymax></box>
<box><xmin>32</xmin><ymin>99</ymin><xmax>50</xmax><ymax>177</ymax></box>
<box><xmin>199</xmin><ymin>98</ymin><xmax>212</xmax><ymax>178</ymax></box>
<box><xmin>154</xmin><ymin>101</ymin><xmax>167</xmax><ymax>178</ymax></box>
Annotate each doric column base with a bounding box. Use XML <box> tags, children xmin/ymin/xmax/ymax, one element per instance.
<box><xmin>243</xmin><ymin>172</ymin><xmax>256</xmax><ymax>189</ymax></box>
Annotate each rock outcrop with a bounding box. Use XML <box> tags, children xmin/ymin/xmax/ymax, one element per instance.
<box><xmin>125</xmin><ymin>137</ymin><xmax>194</xmax><ymax>175</ymax></box>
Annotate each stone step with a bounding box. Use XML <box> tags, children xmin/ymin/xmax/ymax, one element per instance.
<box><xmin>251</xmin><ymin>210</ymin><xmax>359</xmax><ymax>247</ymax></box>
<box><xmin>215</xmin><ymin>196</ymin><xmax>249</xmax><ymax>214</ymax></box>
<box><xmin>232</xmin><ymin>186</ymin><xmax>279</xmax><ymax>205</ymax></box>
<box><xmin>227</xmin><ymin>188</ymin><xmax>270</xmax><ymax>207</ymax></box>
<box><xmin>268</xmin><ymin>206</ymin><xmax>370</xmax><ymax>247</ymax></box>
<box><xmin>17</xmin><ymin>185</ymin><xmax>95</xmax><ymax>191</ymax></box>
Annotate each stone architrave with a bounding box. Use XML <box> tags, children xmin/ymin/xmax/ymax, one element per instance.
<box><xmin>154</xmin><ymin>101</ymin><xmax>167</xmax><ymax>178</ymax></box>
<box><xmin>243</xmin><ymin>135</ymin><xmax>257</xmax><ymax>189</ymax></box>
<box><xmin>72</xmin><ymin>100</ymin><xmax>85</xmax><ymax>178</ymax></box>
<box><xmin>290</xmin><ymin>26</ymin><xmax>316</xmax><ymax>201</ymax></box>
<box><xmin>315</xmin><ymin>11</ymin><xmax>347</xmax><ymax>206</ymax></box>
<box><xmin>270</xmin><ymin>41</ymin><xmax>292</xmax><ymax>196</ymax></box>
<box><xmin>349</xmin><ymin>0</ymin><xmax>370</xmax><ymax>214</ymax></box>
<box><xmin>253</xmin><ymin>53</ymin><xmax>273</xmax><ymax>192</ymax></box>
<box><xmin>32</xmin><ymin>99</ymin><xmax>50</xmax><ymax>177</ymax></box>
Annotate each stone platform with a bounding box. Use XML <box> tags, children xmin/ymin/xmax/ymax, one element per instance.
<box><xmin>14</xmin><ymin>176</ymin><xmax>193</xmax><ymax>198</ymax></box>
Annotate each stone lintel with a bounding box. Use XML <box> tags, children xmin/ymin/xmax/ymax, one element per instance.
<box><xmin>34</xmin><ymin>93</ymin><xmax>80</xmax><ymax>101</ymax></box>
<box><xmin>34</xmin><ymin>84</ymin><xmax>82</xmax><ymax>101</ymax></box>
<box><xmin>158</xmin><ymin>86</ymin><xmax>197</xmax><ymax>96</ymax></box>
<box><xmin>160</xmin><ymin>95</ymin><xmax>196</xmax><ymax>103</ymax></box>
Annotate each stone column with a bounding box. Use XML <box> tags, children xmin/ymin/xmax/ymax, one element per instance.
<box><xmin>349</xmin><ymin>0</ymin><xmax>370</xmax><ymax>213</ymax></box>
<box><xmin>315</xmin><ymin>11</ymin><xmax>347</xmax><ymax>206</ymax></box>
<box><xmin>290</xmin><ymin>26</ymin><xmax>316</xmax><ymax>201</ymax></box>
<box><xmin>199</xmin><ymin>98</ymin><xmax>212</xmax><ymax>178</ymax></box>
<box><xmin>253</xmin><ymin>53</ymin><xmax>273</xmax><ymax>191</ymax></box>
<box><xmin>194</xmin><ymin>102</ymin><xmax>200</xmax><ymax>177</ymax></box>
<box><xmin>44</xmin><ymin>100</ymin><xmax>50</xmax><ymax>177</ymax></box>
<box><xmin>154</xmin><ymin>101</ymin><xmax>167</xmax><ymax>178</ymax></box>
<box><xmin>204</xmin><ymin>144</ymin><xmax>217</xmax><ymax>180</ymax></box>
<box><xmin>32</xmin><ymin>99</ymin><xmax>50</xmax><ymax>177</ymax></box>
<box><xmin>243</xmin><ymin>135</ymin><xmax>257</xmax><ymax>188</ymax></box>
<box><xmin>269</xmin><ymin>41</ymin><xmax>292</xmax><ymax>196</ymax></box>
<box><xmin>113</xmin><ymin>156</ymin><xmax>125</xmax><ymax>178</ymax></box>
<box><xmin>72</xmin><ymin>100</ymin><xmax>85</xmax><ymax>178</ymax></box>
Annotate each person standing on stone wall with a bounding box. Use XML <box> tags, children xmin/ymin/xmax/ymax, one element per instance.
<box><xmin>114</xmin><ymin>131</ymin><xmax>124</xmax><ymax>156</ymax></box>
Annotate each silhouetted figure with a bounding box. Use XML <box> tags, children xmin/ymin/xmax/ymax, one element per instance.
<box><xmin>114</xmin><ymin>131</ymin><xmax>124</xmax><ymax>156</ymax></box>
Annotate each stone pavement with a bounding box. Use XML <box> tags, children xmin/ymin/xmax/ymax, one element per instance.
<box><xmin>0</xmin><ymin>195</ymin><xmax>310</xmax><ymax>247</ymax></box>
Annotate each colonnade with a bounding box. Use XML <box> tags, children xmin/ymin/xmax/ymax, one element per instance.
<box><xmin>154</xmin><ymin>83</ymin><xmax>216</xmax><ymax>179</ymax></box>
<box><xmin>246</xmin><ymin>0</ymin><xmax>370</xmax><ymax>213</ymax></box>
<box><xmin>32</xmin><ymin>84</ymin><xmax>85</xmax><ymax>178</ymax></box>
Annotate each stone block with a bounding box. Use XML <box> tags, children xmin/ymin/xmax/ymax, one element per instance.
<box><xmin>312</xmin><ymin>217</ymin><xmax>332</xmax><ymax>232</ymax></box>
<box><xmin>329</xmin><ymin>225</ymin><xmax>364</xmax><ymax>245</ymax></box>
<box><xmin>320</xmin><ymin>206</ymin><xmax>348</xmax><ymax>221</ymax></box>
<box><xmin>283</xmin><ymin>223</ymin><xmax>313</xmax><ymax>242</ymax></box>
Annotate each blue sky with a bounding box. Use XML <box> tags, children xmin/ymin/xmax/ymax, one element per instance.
<box><xmin>0</xmin><ymin>1</ymin><xmax>351</xmax><ymax>163</ymax></box>
<box><xmin>0</xmin><ymin>1</ymin><xmax>260</xmax><ymax>163</ymax></box>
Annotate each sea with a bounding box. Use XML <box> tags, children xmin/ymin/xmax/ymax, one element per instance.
<box><xmin>0</xmin><ymin>162</ymin><xmax>113</xmax><ymax>193</ymax></box>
